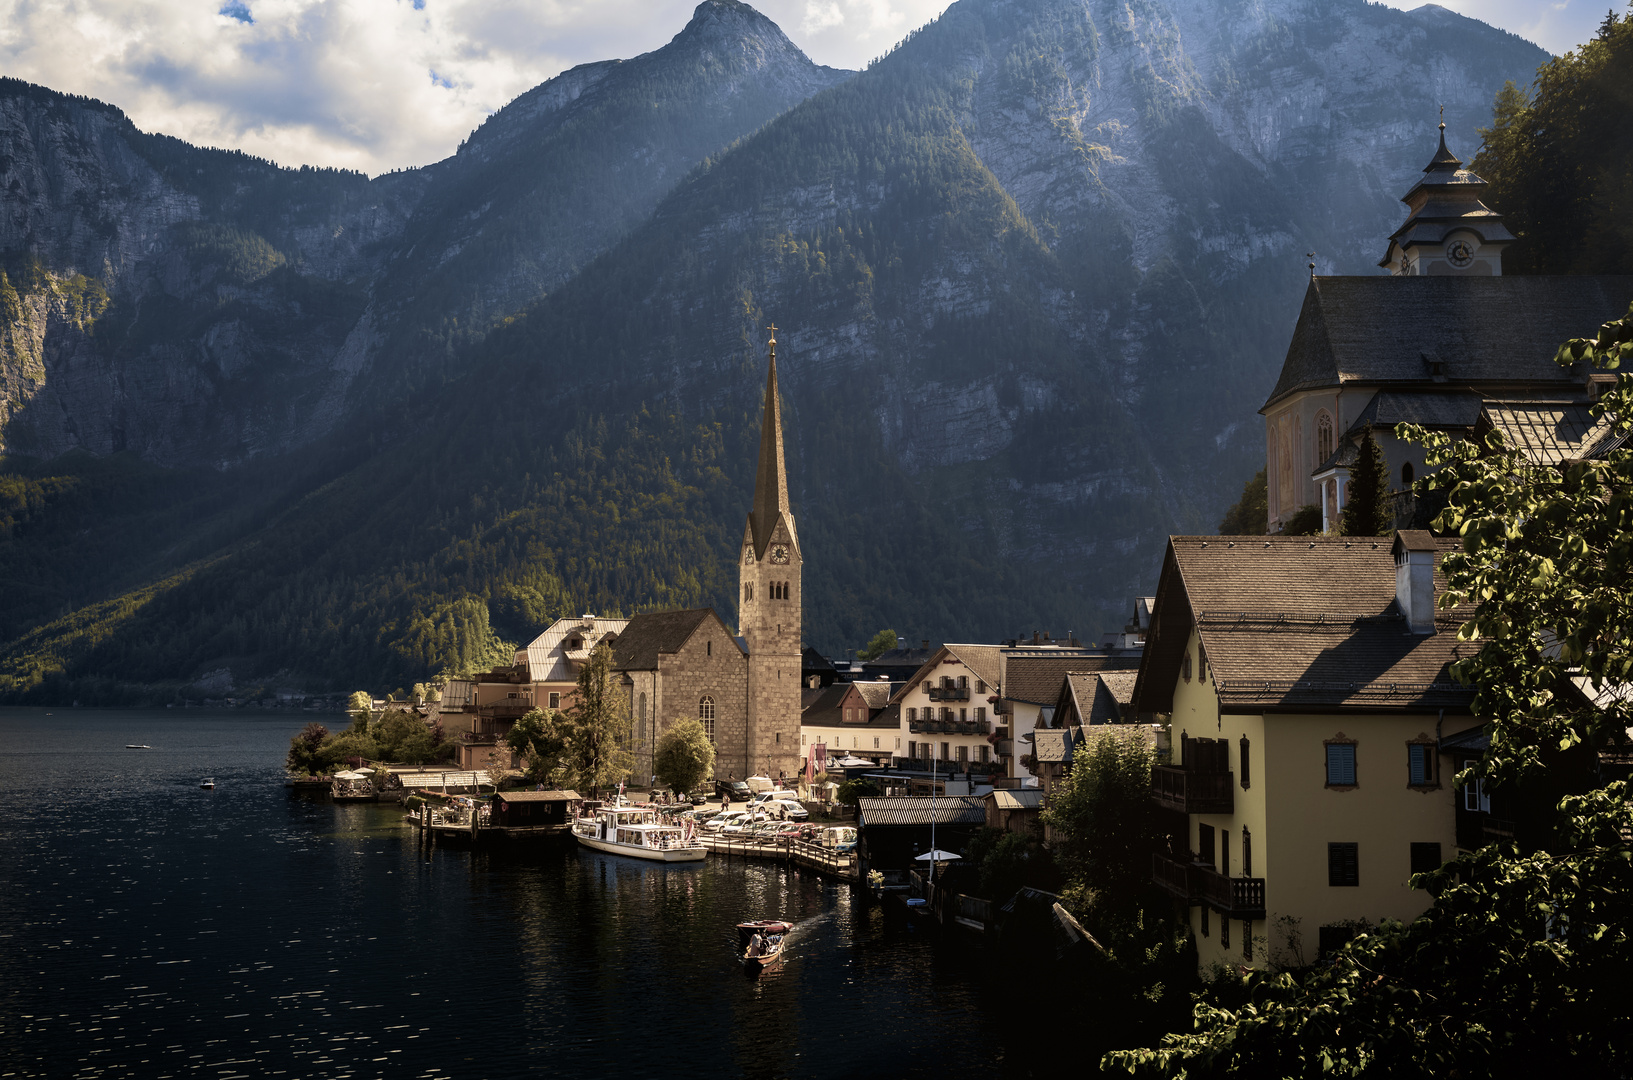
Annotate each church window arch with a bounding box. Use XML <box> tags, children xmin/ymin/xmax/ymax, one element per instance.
<box><xmin>1401</xmin><ymin>462</ymin><xmax>1415</xmax><ymax>487</ymax></box>
<box><xmin>699</xmin><ymin>696</ymin><xmax>716</xmax><ymax>739</ymax></box>
<box><xmin>1316</xmin><ymin>410</ymin><xmax>1335</xmax><ymax>465</ymax></box>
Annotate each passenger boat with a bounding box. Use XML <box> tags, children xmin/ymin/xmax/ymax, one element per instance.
<box><xmin>572</xmin><ymin>805</ymin><xmax>705</xmax><ymax>862</ymax></box>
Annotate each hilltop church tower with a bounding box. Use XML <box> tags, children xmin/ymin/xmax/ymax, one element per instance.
<box><xmin>738</xmin><ymin>328</ymin><xmax>803</xmax><ymax>782</ymax></box>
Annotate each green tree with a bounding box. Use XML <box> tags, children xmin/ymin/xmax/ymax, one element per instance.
<box><xmin>836</xmin><ymin>776</ymin><xmax>881</xmax><ymax>806</ymax></box>
<box><xmin>1106</xmin><ymin>304</ymin><xmax>1633</xmax><ymax>1078</ymax></box>
<box><xmin>1339</xmin><ymin>429</ymin><xmax>1391</xmax><ymax>536</ymax></box>
<box><xmin>1473</xmin><ymin>12</ymin><xmax>1633</xmax><ymax>274</ymax></box>
<box><xmin>318</xmin><ymin>730</ymin><xmax>380</xmax><ymax>771</ymax></box>
<box><xmin>1277</xmin><ymin>505</ymin><xmax>1324</xmax><ymax>536</ymax></box>
<box><xmin>373</xmin><ymin>708</ymin><xmax>423</xmax><ymax>759</ymax></box>
<box><xmin>346</xmin><ymin>690</ymin><xmax>375</xmax><ymax>731</ymax></box>
<box><xmin>286</xmin><ymin>722</ymin><xmax>329</xmax><ymax>776</ymax></box>
<box><xmin>653</xmin><ymin>717</ymin><xmax>716</xmax><ymax>796</ymax></box>
<box><xmin>1043</xmin><ymin>727</ymin><xmax>1166</xmax><ymax>917</ymax></box>
<box><xmin>858</xmin><ymin>629</ymin><xmax>898</xmax><ymax>662</ymax></box>
<box><xmin>1217</xmin><ymin>468</ymin><xmax>1268</xmax><ymax>534</ymax></box>
<box><xmin>505</xmin><ymin>707</ymin><xmax>571</xmax><ymax>785</ymax></box>
<box><xmin>564</xmin><ymin>641</ymin><xmax>634</xmax><ymax>792</ymax></box>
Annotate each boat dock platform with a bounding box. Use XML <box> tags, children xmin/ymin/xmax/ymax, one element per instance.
<box><xmin>698</xmin><ymin>833</ymin><xmax>859</xmax><ymax>881</ymax></box>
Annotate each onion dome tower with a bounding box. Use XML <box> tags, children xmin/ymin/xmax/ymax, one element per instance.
<box><xmin>1379</xmin><ymin>116</ymin><xmax>1514</xmax><ymax>277</ymax></box>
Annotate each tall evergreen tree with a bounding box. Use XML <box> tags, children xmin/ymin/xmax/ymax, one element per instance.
<box><xmin>1340</xmin><ymin>430</ymin><xmax>1392</xmax><ymax>536</ymax></box>
<box><xmin>566</xmin><ymin>641</ymin><xmax>634</xmax><ymax>793</ymax></box>
<box><xmin>1218</xmin><ymin>469</ymin><xmax>1269</xmax><ymax>534</ymax></box>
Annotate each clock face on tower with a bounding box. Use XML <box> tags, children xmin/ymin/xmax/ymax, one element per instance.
<box><xmin>770</xmin><ymin>545</ymin><xmax>789</xmax><ymax>565</ymax></box>
<box><xmin>1446</xmin><ymin>239</ymin><xmax>1474</xmax><ymax>268</ymax></box>
<box><xmin>744</xmin><ymin>549</ymin><xmax>755</xmax><ymax>566</ymax></box>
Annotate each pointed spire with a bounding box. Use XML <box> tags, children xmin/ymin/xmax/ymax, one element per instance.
<box><xmin>748</xmin><ymin>325</ymin><xmax>789</xmax><ymax>556</ymax></box>
<box><xmin>1426</xmin><ymin>107</ymin><xmax>1461</xmax><ymax>171</ymax></box>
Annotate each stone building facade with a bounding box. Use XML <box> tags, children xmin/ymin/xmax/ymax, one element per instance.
<box><xmin>614</xmin><ymin>608</ymin><xmax>748</xmax><ymax>785</ymax></box>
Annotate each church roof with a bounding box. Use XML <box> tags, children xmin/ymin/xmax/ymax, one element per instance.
<box><xmin>747</xmin><ymin>334</ymin><xmax>793</xmax><ymax>559</ymax></box>
<box><xmin>610</xmin><ymin>608</ymin><xmax>738</xmax><ymax>671</ymax></box>
<box><xmin>1480</xmin><ymin>401</ymin><xmax>1628</xmax><ymax>465</ymax></box>
<box><xmin>1262</xmin><ymin>275</ymin><xmax>1633</xmax><ymax>410</ymax></box>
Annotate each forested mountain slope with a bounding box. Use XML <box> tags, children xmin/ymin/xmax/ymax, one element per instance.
<box><xmin>0</xmin><ymin>0</ymin><xmax>1548</xmax><ymax>701</ymax></box>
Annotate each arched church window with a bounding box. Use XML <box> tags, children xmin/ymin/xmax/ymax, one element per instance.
<box><xmin>1402</xmin><ymin>462</ymin><xmax>1415</xmax><ymax>486</ymax></box>
<box><xmin>1316</xmin><ymin>411</ymin><xmax>1334</xmax><ymax>465</ymax></box>
<box><xmin>699</xmin><ymin>696</ymin><xmax>716</xmax><ymax>739</ymax></box>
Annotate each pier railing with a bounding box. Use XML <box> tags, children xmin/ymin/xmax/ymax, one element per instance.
<box><xmin>698</xmin><ymin>833</ymin><xmax>858</xmax><ymax>879</ymax></box>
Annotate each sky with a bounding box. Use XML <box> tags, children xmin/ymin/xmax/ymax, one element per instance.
<box><xmin>0</xmin><ymin>0</ymin><xmax>1614</xmax><ymax>177</ymax></box>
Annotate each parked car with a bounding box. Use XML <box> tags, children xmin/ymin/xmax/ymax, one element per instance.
<box><xmin>775</xmin><ymin>822</ymin><xmax>805</xmax><ymax>839</ymax></box>
<box><xmin>716</xmin><ymin>779</ymin><xmax>752</xmax><ymax>802</ymax></box>
<box><xmin>722</xmin><ymin>812</ymin><xmax>768</xmax><ymax>834</ymax></box>
<box><xmin>706</xmin><ymin>811</ymin><xmax>746</xmax><ymax>833</ymax></box>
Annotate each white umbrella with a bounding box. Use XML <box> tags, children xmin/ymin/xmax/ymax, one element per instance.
<box><xmin>833</xmin><ymin>756</ymin><xmax>872</xmax><ymax>767</ymax></box>
<box><xmin>355</xmin><ymin>767</ymin><xmax>376</xmax><ymax>774</ymax></box>
<box><xmin>914</xmin><ymin>849</ymin><xmax>962</xmax><ymax>862</ymax></box>
<box><xmin>333</xmin><ymin>770</ymin><xmax>363</xmax><ymax>780</ymax></box>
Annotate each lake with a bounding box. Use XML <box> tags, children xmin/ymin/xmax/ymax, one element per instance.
<box><xmin>0</xmin><ymin>708</ymin><xmax>1024</xmax><ymax>1079</ymax></box>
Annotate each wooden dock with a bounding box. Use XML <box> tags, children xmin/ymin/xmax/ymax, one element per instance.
<box><xmin>698</xmin><ymin>833</ymin><xmax>859</xmax><ymax>881</ymax></box>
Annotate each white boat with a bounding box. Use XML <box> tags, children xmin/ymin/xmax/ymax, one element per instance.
<box><xmin>572</xmin><ymin>805</ymin><xmax>705</xmax><ymax>862</ymax></box>
<box><xmin>200</xmin><ymin>778</ymin><xmax>215</xmax><ymax>789</ymax></box>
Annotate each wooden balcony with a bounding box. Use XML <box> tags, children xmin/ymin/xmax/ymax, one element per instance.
<box><xmin>1195</xmin><ymin>866</ymin><xmax>1266</xmax><ymax>919</ymax></box>
<box><xmin>928</xmin><ymin>686</ymin><xmax>970</xmax><ymax>702</ymax></box>
<box><xmin>1152</xmin><ymin>764</ymin><xmax>1234</xmax><ymax>815</ymax></box>
<box><xmin>1152</xmin><ymin>851</ymin><xmax>1196</xmax><ymax>902</ymax></box>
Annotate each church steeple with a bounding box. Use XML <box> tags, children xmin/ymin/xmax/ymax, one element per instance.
<box><xmin>1379</xmin><ymin>115</ymin><xmax>1514</xmax><ymax>277</ymax></box>
<box><xmin>747</xmin><ymin>327</ymin><xmax>792</xmax><ymax>558</ymax></box>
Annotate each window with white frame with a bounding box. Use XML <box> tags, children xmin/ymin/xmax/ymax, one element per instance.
<box><xmin>699</xmin><ymin>696</ymin><xmax>716</xmax><ymax>739</ymax></box>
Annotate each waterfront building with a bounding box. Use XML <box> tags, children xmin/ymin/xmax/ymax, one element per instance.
<box><xmin>800</xmin><ymin>680</ymin><xmax>900</xmax><ymax>770</ymax></box>
<box><xmin>891</xmin><ymin>645</ymin><xmax>1004</xmax><ymax>778</ymax></box>
<box><xmin>1261</xmin><ymin>127</ymin><xmax>1633</xmax><ymax>531</ymax></box>
<box><xmin>613</xmin><ymin>607</ymin><xmax>746</xmax><ymax>786</ymax></box>
<box><xmin>515</xmin><ymin>615</ymin><xmax>628</xmax><ymax>712</ymax></box>
<box><xmin>1139</xmin><ymin>531</ymin><xmax>1481</xmax><ymax>969</ymax></box>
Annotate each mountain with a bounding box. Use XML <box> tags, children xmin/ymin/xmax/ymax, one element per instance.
<box><xmin>0</xmin><ymin>0</ymin><xmax>849</xmax><ymax>467</ymax></box>
<box><xmin>0</xmin><ymin>0</ymin><xmax>1550</xmax><ymax>701</ymax></box>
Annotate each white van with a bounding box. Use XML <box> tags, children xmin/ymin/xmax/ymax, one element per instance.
<box><xmin>767</xmin><ymin>798</ymin><xmax>809</xmax><ymax>821</ymax></box>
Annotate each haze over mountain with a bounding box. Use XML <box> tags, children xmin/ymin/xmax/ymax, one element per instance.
<box><xmin>0</xmin><ymin>0</ymin><xmax>1549</xmax><ymax>701</ymax></box>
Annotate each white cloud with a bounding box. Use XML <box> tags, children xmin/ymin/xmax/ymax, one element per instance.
<box><xmin>0</xmin><ymin>0</ymin><xmax>1590</xmax><ymax>176</ymax></box>
<box><xmin>1372</xmin><ymin>0</ymin><xmax>1605</xmax><ymax>58</ymax></box>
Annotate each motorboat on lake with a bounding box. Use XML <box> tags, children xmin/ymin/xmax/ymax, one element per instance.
<box><xmin>199</xmin><ymin>778</ymin><xmax>215</xmax><ymax>789</ymax></box>
<box><xmin>126</xmin><ymin>744</ymin><xmax>151</xmax><ymax>749</ymax></box>
<box><xmin>740</xmin><ymin>921</ymin><xmax>789</xmax><ymax>974</ymax></box>
<box><xmin>573</xmin><ymin>805</ymin><xmax>705</xmax><ymax>862</ymax></box>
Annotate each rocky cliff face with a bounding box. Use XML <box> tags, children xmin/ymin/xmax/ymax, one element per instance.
<box><xmin>0</xmin><ymin>0</ymin><xmax>850</xmax><ymax>465</ymax></box>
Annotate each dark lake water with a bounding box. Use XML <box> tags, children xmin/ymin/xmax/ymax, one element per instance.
<box><xmin>0</xmin><ymin>709</ymin><xmax>1021</xmax><ymax>1079</ymax></box>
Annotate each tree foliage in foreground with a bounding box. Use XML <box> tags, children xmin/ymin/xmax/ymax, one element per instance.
<box><xmin>1106</xmin><ymin>304</ymin><xmax>1633</xmax><ymax>1078</ymax></box>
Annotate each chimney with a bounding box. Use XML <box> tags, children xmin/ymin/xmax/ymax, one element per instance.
<box><xmin>921</xmin><ymin>639</ymin><xmax>930</xmax><ymax>651</ymax></box>
<box><xmin>1392</xmin><ymin>531</ymin><xmax>1437</xmax><ymax>634</ymax></box>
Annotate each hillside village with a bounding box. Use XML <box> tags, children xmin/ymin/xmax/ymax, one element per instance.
<box><xmin>318</xmin><ymin>123</ymin><xmax>1633</xmax><ymax>986</ymax></box>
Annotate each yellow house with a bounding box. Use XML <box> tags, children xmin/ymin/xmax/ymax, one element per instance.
<box><xmin>1137</xmin><ymin>531</ymin><xmax>1481</xmax><ymax>969</ymax></box>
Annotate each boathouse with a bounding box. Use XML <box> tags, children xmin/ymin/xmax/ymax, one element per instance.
<box><xmin>491</xmin><ymin>790</ymin><xmax>582</xmax><ymax>832</ymax></box>
<box><xmin>855</xmin><ymin>795</ymin><xmax>986</xmax><ymax>873</ymax></box>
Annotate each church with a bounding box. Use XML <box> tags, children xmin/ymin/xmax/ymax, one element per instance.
<box><xmin>1261</xmin><ymin>123</ymin><xmax>1633</xmax><ymax>532</ymax></box>
<box><xmin>611</xmin><ymin>329</ymin><xmax>805</xmax><ymax>785</ymax></box>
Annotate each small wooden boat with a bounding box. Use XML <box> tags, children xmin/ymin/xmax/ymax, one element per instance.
<box><xmin>742</xmin><ymin>932</ymin><xmax>785</xmax><ymax>974</ymax></box>
<box><xmin>200</xmin><ymin>778</ymin><xmax>215</xmax><ymax>789</ymax></box>
<box><xmin>736</xmin><ymin>919</ymin><xmax>794</xmax><ymax>947</ymax></box>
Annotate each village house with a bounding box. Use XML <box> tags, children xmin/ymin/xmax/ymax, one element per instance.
<box><xmin>1139</xmin><ymin>531</ymin><xmax>1481</xmax><ymax>969</ymax></box>
<box><xmin>515</xmin><ymin>614</ymin><xmax>628</xmax><ymax>712</ymax></box>
<box><xmin>1002</xmin><ymin>650</ymin><xmax>1141</xmax><ymax>782</ymax></box>
<box><xmin>1261</xmin><ymin>126</ymin><xmax>1633</xmax><ymax>532</ymax></box>
<box><xmin>800</xmin><ymin>679</ymin><xmax>900</xmax><ymax>771</ymax></box>
<box><xmin>892</xmin><ymin>644</ymin><xmax>1004</xmax><ymax>776</ymax></box>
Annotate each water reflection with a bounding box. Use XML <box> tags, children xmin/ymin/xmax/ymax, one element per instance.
<box><xmin>0</xmin><ymin>709</ymin><xmax>1010</xmax><ymax>1079</ymax></box>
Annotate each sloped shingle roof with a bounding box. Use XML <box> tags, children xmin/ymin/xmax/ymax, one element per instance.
<box><xmin>518</xmin><ymin>616</ymin><xmax>629</xmax><ymax>683</ymax></box>
<box><xmin>1136</xmin><ymin>536</ymin><xmax>1480</xmax><ymax>713</ymax></box>
<box><xmin>857</xmin><ymin>796</ymin><xmax>986</xmax><ymax>827</ymax></box>
<box><xmin>1006</xmin><ymin>654</ymin><xmax>1140</xmax><ymax>706</ymax></box>
<box><xmin>611</xmin><ymin>609</ymin><xmax>736</xmax><ymax>671</ymax></box>
<box><xmin>1481</xmin><ymin>401</ymin><xmax>1625</xmax><ymax>465</ymax></box>
<box><xmin>1264</xmin><ymin>276</ymin><xmax>1633</xmax><ymax>409</ymax></box>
